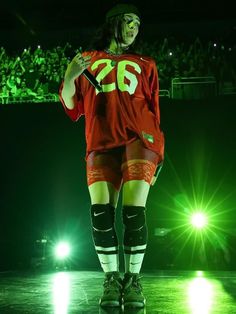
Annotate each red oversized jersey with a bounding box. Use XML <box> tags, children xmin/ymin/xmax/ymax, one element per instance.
<box><xmin>59</xmin><ymin>50</ymin><xmax>164</xmax><ymax>160</ymax></box>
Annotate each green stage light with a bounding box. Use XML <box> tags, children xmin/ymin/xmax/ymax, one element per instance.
<box><xmin>188</xmin><ymin>276</ymin><xmax>213</xmax><ymax>312</ymax></box>
<box><xmin>190</xmin><ymin>212</ymin><xmax>208</xmax><ymax>229</ymax></box>
<box><xmin>55</xmin><ymin>242</ymin><xmax>71</xmax><ymax>259</ymax></box>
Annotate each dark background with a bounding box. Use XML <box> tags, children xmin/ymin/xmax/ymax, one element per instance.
<box><xmin>1</xmin><ymin>0</ymin><xmax>235</xmax><ymax>30</ymax></box>
<box><xmin>1</xmin><ymin>0</ymin><xmax>235</xmax><ymax>50</ymax></box>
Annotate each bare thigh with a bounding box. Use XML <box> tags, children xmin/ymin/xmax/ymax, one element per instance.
<box><xmin>121</xmin><ymin>139</ymin><xmax>158</xmax><ymax>206</ymax></box>
<box><xmin>122</xmin><ymin>180</ymin><xmax>150</xmax><ymax>207</ymax></box>
<box><xmin>86</xmin><ymin>149</ymin><xmax>123</xmax><ymax>207</ymax></box>
<box><xmin>88</xmin><ymin>181</ymin><xmax>120</xmax><ymax>208</ymax></box>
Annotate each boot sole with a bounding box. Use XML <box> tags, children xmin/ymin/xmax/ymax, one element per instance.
<box><xmin>123</xmin><ymin>301</ymin><xmax>145</xmax><ymax>308</ymax></box>
<box><xmin>100</xmin><ymin>300</ymin><xmax>121</xmax><ymax>307</ymax></box>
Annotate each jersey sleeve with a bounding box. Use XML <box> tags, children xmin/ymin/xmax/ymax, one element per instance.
<box><xmin>59</xmin><ymin>78</ymin><xmax>84</xmax><ymax>122</ymax></box>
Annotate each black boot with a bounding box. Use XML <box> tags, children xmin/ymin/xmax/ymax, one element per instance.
<box><xmin>123</xmin><ymin>272</ymin><xmax>146</xmax><ymax>308</ymax></box>
<box><xmin>100</xmin><ymin>272</ymin><xmax>123</xmax><ymax>307</ymax></box>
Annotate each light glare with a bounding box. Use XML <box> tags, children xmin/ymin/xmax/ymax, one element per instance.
<box><xmin>53</xmin><ymin>272</ymin><xmax>70</xmax><ymax>314</ymax></box>
<box><xmin>188</xmin><ymin>277</ymin><xmax>213</xmax><ymax>313</ymax></box>
<box><xmin>191</xmin><ymin>212</ymin><xmax>208</xmax><ymax>229</ymax></box>
<box><xmin>55</xmin><ymin>242</ymin><xmax>71</xmax><ymax>259</ymax></box>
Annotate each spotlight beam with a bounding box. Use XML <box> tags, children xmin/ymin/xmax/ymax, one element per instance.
<box><xmin>191</xmin><ymin>212</ymin><xmax>208</xmax><ymax>229</ymax></box>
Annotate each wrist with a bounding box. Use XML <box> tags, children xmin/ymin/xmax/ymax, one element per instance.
<box><xmin>63</xmin><ymin>75</ymin><xmax>76</xmax><ymax>86</ymax></box>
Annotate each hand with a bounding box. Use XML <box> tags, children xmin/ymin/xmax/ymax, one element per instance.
<box><xmin>64</xmin><ymin>52</ymin><xmax>91</xmax><ymax>81</ymax></box>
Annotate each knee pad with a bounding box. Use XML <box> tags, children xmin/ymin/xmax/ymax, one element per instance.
<box><xmin>91</xmin><ymin>204</ymin><xmax>115</xmax><ymax>231</ymax></box>
<box><xmin>123</xmin><ymin>206</ymin><xmax>146</xmax><ymax>230</ymax></box>
<box><xmin>122</xmin><ymin>206</ymin><xmax>147</xmax><ymax>246</ymax></box>
<box><xmin>90</xmin><ymin>204</ymin><xmax>118</xmax><ymax>247</ymax></box>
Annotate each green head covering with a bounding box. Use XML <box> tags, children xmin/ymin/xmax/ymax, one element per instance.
<box><xmin>106</xmin><ymin>3</ymin><xmax>141</xmax><ymax>21</ymax></box>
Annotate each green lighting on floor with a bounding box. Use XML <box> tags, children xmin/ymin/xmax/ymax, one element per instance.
<box><xmin>196</xmin><ymin>270</ymin><xmax>204</xmax><ymax>277</ymax></box>
<box><xmin>53</xmin><ymin>272</ymin><xmax>70</xmax><ymax>314</ymax></box>
<box><xmin>188</xmin><ymin>277</ymin><xmax>213</xmax><ymax>313</ymax></box>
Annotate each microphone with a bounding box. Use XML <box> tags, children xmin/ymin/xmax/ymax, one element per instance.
<box><xmin>78</xmin><ymin>47</ymin><xmax>102</xmax><ymax>92</ymax></box>
<box><xmin>83</xmin><ymin>69</ymin><xmax>102</xmax><ymax>92</ymax></box>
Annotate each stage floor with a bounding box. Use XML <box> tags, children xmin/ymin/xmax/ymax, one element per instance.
<box><xmin>0</xmin><ymin>270</ymin><xmax>236</xmax><ymax>313</ymax></box>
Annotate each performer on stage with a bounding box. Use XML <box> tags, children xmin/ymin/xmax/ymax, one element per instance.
<box><xmin>59</xmin><ymin>3</ymin><xmax>164</xmax><ymax>308</ymax></box>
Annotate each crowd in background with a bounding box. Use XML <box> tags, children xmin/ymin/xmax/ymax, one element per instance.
<box><xmin>0</xmin><ymin>36</ymin><xmax>235</xmax><ymax>103</ymax></box>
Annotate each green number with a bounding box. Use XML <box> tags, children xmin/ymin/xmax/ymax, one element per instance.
<box><xmin>117</xmin><ymin>60</ymin><xmax>141</xmax><ymax>94</ymax></box>
<box><xmin>91</xmin><ymin>59</ymin><xmax>115</xmax><ymax>94</ymax></box>
<box><xmin>91</xmin><ymin>59</ymin><xmax>141</xmax><ymax>95</ymax></box>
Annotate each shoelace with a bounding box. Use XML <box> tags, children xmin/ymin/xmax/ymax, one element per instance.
<box><xmin>124</xmin><ymin>276</ymin><xmax>142</xmax><ymax>293</ymax></box>
<box><xmin>104</xmin><ymin>275</ymin><xmax>122</xmax><ymax>290</ymax></box>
